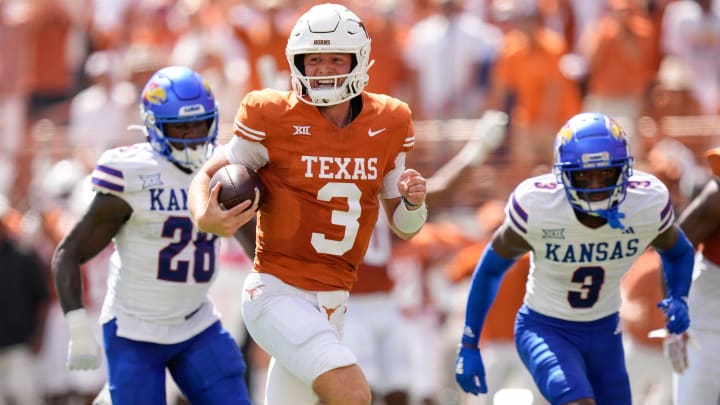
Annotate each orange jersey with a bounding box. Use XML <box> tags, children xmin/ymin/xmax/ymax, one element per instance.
<box><xmin>707</xmin><ymin>147</ymin><xmax>720</xmax><ymax>177</ymax></box>
<box><xmin>232</xmin><ymin>89</ymin><xmax>415</xmax><ymax>291</ymax></box>
<box><xmin>445</xmin><ymin>242</ymin><xmax>529</xmax><ymax>343</ymax></box>
<box><xmin>702</xmin><ymin>147</ymin><xmax>720</xmax><ymax>266</ymax></box>
<box><xmin>492</xmin><ymin>28</ymin><xmax>580</xmax><ymax>127</ymax></box>
<box><xmin>353</xmin><ymin>262</ymin><xmax>394</xmax><ymax>294</ymax></box>
<box><xmin>702</xmin><ymin>148</ymin><xmax>720</xmax><ymax>266</ymax></box>
<box><xmin>353</xmin><ymin>215</ymin><xmax>395</xmax><ymax>294</ymax></box>
<box><xmin>703</xmin><ymin>216</ymin><xmax>720</xmax><ymax>267</ymax></box>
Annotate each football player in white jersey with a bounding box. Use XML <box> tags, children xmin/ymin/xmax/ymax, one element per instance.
<box><xmin>454</xmin><ymin>112</ymin><xmax>694</xmax><ymax>405</ymax></box>
<box><xmin>52</xmin><ymin>66</ymin><xmax>253</xmax><ymax>404</ymax></box>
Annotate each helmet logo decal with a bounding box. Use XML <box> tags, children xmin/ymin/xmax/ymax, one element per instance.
<box><xmin>142</xmin><ymin>83</ymin><xmax>167</xmax><ymax>105</ymax></box>
<box><xmin>203</xmin><ymin>80</ymin><xmax>214</xmax><ymax>97</ymax></box>
<box><xmin>609</xmin><ymin>120</ymin><xmax>625</xmax><ymax>140</ymax></box>
<box><xmin>581</xmin><ymin>151</ymin><xmax>610</xmax><ymax>166</ymax></box>
<box><xmin>178</xmin><ymin>104</ymin><xmax>206</xmax><ymax>117</ymax></box>
<box><xmin>556</xmin><ymin>126</ymin><xmax>573</xmax><ymax>145</ymax></box>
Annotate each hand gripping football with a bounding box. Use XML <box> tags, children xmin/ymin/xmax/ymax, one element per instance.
<box><xmin>210</xmin><ymin>164</ymin><xmax>264</xmax><ymax>210</ymax></box>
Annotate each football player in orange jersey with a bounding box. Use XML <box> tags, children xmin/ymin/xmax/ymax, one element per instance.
<box><xmin>673</xmin><ymin>147</ymin><xmax>720</xmax><ymax>404</ymax></box>
<box><xmin>187</xmin><ymin>3</ymin><xmax>428</xmax><ymax>405</ymax></box>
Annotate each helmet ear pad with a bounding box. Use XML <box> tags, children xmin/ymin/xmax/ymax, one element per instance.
<box><xmin>294</xmin><ymin>55</ymin><xmax>305</xmax><ymax>75</ymax></box>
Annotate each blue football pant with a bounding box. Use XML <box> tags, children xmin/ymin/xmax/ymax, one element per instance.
<box><xmin>102</xmin><ymin>319</ymin><xmax>251</xmax><ymax>405</ymax></box>
<box><xmin>514</xmin><ymin>305</ymin><xmax>631</xmax><ymax>405</ymax></box>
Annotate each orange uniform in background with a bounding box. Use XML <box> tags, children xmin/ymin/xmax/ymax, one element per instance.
<box><xmin>619</xmin><ymin>249</ymin><xmax>666</xmax><ymax>350</ymax></box>
<box><xmin>493</xmin><ymin>27</ymin><xmax>580</xmax><ymax>130</ymax></box>
<box><xmin>362</xmin><ymin>14</ymin><xmax>408</xmax><ymax>98</ymax></box>
<box><xmin>705</xmin><ymin>147</ymin><xmax>720</xmax><ymax>178</ymax></box>
<box><xmin>232</xmin><ymin>5</ymin><xmax>294</xmax><ymax>92</ymax></box>
<box><xmin>444</xmin><ymin>236</ymin><xmax>539</xmax><ymax>402</ymax></box>
<box><xmin>619</xmin><ymin>249</ymin><xmax>673</xmax><ymax>404</ymax></box>
<box><xmin>703</xmin><ymin>147</ymin><xmax>720</xmax><ymax>266</ymax></box>
<box><xmin>582</xmin><ymin>2</ymin><xmax>658</xmax><ymax>100</ymax></box>
<box><xmin>445</xmin><ymin>243</ymin><xmax>529</xmax><ymax>344</ymax></box>
<box><xmin>353</xmin><ymin>260</ymin><xmax>394</xmax><ymax>294</ymax></box>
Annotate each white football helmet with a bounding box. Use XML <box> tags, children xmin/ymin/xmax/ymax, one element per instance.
<box><xmin>286</xmin><ymin>3</ymin><xmax>373</xmax><ymax>106</ymax></box>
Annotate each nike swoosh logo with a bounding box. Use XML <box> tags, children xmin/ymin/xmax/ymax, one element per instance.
<box><xmin>368</xmin><ymin>128</ymin><xmax>386</xmax><ymax>137</ymax></box>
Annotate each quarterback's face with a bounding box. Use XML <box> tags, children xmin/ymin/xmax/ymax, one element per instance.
<box><xmin>303</xmin><ymin>53</ymin><xmax>353</xmax><ymax>88</ymax></box>
<box><xmin>570</xmin><ymin>167</ymin><xmax>621</xmax><ymax>201</ymax></box>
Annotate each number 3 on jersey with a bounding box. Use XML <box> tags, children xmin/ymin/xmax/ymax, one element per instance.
<box><xmin>311</xmin><ymin>182</ymin><xmax>362</xmax><ymax>256</ymax></box>
<box><xmin>568</xmin><ymin>266</ymin><xmax>605</xmax><ymax>308</ymax></box>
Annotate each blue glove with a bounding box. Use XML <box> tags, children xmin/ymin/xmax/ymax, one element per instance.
<box><xmin>658</xmin><ymin>297</ymin><xmax>690</xmax><ymax>334</ymax></box>
<box><xmin>455</xmin><ymin>346</ymin><xmax>487</xmax><ymax>395</ymax></box>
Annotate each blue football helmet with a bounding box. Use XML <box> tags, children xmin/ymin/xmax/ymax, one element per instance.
<box><xmin>140</xmin><ymin>66</ymin><xmax>218</xmax><ymax>170</ymax></box>
<box><xmin>553</xmin><ymin>112</ymin><xmax>634</xmax><ymax>228</ymax></box>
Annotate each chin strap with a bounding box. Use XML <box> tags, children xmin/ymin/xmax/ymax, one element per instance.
<box><xmin>595</xmin><ymin>208</ymin><xmax>626</xmax><ymax>230</ymax></box>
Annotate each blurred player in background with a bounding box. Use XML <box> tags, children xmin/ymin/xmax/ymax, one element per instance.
<box><xmin>31</xmin><ymin>159</ymin><xmax>110</xmax><ymax>404</ymax></box>
<box><xmin>345</xmin><ymin>211</ymin><xmax>410</xmax><ymax>405</ymax></box>
<box><xmin>187</xmin><ymin>3</ymin><xmax>428</xmax><ymax>404</ymax></box>
<box><xmin>444</xmin><ymin>200</ymin><xmax>540</xmax><ymax>405</ymax></box>
<box><xmin>0</xmin><ymin>194</ymin><xmax>49</xmax><ymax>405</ymax></box>
<box><xmin>618</xmin><ymin>249</ymin><xmax>673</xmax><ymax>405</ymax></box>
<box><xmin>674</xmin><ymin>147</ymin><xmax>720</xmax><ymax>404</ymax></box>
<box><xmin>390</xmin><ymin>215</ymin><xmax>475</xmax><ymax>405</ymax></box>
<box><xmin>52</xmin><ymin>66</ymin><xmax>252</xmax><ymax>404</ymax></box>
<box><xmin>455</xmin><ymin>112</ymin><xmax>694</xmax><ymax>404</ymax></box>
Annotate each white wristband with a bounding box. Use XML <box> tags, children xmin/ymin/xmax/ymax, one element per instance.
<box><xmin>65</xmin><ymin>308</ymin><xmax>92</xmax><ymax>339</ymax></box>
<box><xmin>393</xmin><ymin>200</ymin><xmax>427</xmax><ymax>234</ymax></box>
<box><xmin>64</xmin><ymin>308</ymin><xmax>101</xmax><ymax>370</ymax></box>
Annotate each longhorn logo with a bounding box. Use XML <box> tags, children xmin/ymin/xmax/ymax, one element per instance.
<box><xmin>245</xmin><ymin>284</ymin><xmax>265</xmax><ymax>300</ymax></box>
<box><xmin>322</xmin><ymin>304</ymin><xmax>345</xmax><ymax>321</ymax></box>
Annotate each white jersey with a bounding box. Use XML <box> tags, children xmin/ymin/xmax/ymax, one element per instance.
<box><xmin>92</xmin><ymin>143</ymin><xmax>220</xmax><ymax>344</ymax></box>
<box><xmin>506</xmin><ymin>171</ymin><xmax>674</xmax><ymax>322</ymax></box>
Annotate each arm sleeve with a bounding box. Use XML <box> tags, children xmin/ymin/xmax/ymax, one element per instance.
<box><xmin>379</xmin><ymin>152</ymin><xmax>405</xmax><ymax>199</ymax></box>
<box><xmin>461</xmin><ymin>244</ymin><xmax>516</xmax><ymax>347</ymax></box>
<box><xmin>658</xmin><ymin>227</ymin><xmax>694</xmax><ymax>299</ymax></box>
<box><xmin>225</xmin><ymin>136</ymin><xmax>269</xmax><ymax>171</ymax></box>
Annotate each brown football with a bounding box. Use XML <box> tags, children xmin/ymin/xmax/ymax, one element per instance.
<box><xmin>209</xmin><ymin>164</ymin><xmax>264</xmax><ymax>210</ymax></box>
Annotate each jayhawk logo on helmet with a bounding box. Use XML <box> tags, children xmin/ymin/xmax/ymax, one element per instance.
<box><xmin>556</xmin><ymin>126</ymin><xmax>574</xmax><ymax>146</ymax></box>
<box><xmin>142</xmin><ymin>82</ymin><xmax>167</xmax><ymax>105</ymax></box>
<box><xmin>203</xmin><ymin>80</ymin><xmax>214</xmax><ymax>97</ymax></box>
<box><xmin>608</xmin><ymin>118</ymin><xmax>626</xmax><ymax>141</ymax></box>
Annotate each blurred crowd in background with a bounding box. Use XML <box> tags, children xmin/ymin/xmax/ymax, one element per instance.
<box><xmin>1</xmin><ymin>0</ymin><xmax>719</xmax><ymax>404</ymax></box>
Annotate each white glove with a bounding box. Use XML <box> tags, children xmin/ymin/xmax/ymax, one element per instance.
<box><xmin>664</xmin><ymin>332</ymin><xmax>689</xmax><ymax>373</ymax></box>
<box><xmin>648</xmin><ymin>328</ymin><xmax>699</xmax><ymax>374</ymax></box>
<box><xmin>65</xmin><ymin>308</ymin><xmax>102</xmax><ymax>370</ymax></box>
